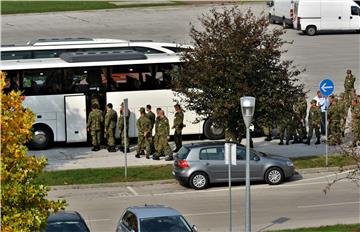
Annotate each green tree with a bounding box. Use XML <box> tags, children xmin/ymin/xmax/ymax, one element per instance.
<box><xmin>0</xmin><ymin>71</ymin><xmax>66</xmax><ymax>232</ymax></box>
<box><xmin>172</xmin><ymin>7</ymin><xmax>304</xmax><ymax>140</ymax></box>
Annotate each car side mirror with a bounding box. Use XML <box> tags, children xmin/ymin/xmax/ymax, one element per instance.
<box><xmin>253</xmin><ymin>156</ymin><xmax>260</xmax><ymax>161</ymax></box>
<box><xmin>192</xmin><ymin>225</ymin><xmax>198</xmax><ymax>232</ymax></box>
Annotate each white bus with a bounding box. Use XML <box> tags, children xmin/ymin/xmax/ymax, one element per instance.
<box><xmin>0</xmin><ymin>50</ymin><xmax>224</xmax><ymax>149</ymax></box>
<box><xmin>1</xmin><ymin>37</ymin><xmax>191</xmax><ymax>61</ymax></box>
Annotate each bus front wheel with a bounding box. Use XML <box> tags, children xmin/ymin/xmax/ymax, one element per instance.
<box><xmin>29</xmin><ymin>125</ymin><xmax>53</xmax><ymax>150</ymax></box>
<box><xmin>203</xmin><ymin>119</ymin><xmax>224</xmax><ymax>140</ymax></box>
<box><xmin>306</xmin><ymin>26</ymin><xmax>317</xmax><ymax>36</ymax></box>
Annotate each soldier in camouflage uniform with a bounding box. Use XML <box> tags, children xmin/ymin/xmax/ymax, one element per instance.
<box><xmin>118</xmin><ymin>103</ymin><xmax>130</xmax><ymax>153</ymax></box>
<box><xmin>153</xmin><ymin>110</ymin><xmax>172</xmax><ymax>160</ymax></box>
<box><xmin>328</xmin><ymin>98</ymin><xmax>342</xmax><ymax>145</ymax></box>
<box><xmin>292</xmin><ymin>95</ymin><xmax>308</xmax><ymax>143</ymax></box>
<box><xmin>277</xmin><ymin>117</ymin><xmax>291</xmax><ymax>145</ymax></box>
<box><xmin>352</xmin><ymin>95</ymin><xmax>360</xmax><ymax>147</ymax></box>
<box><xmin>104</xmin><ymin>103</ymin><xmax>117</xmax><ymax>152</ymax></box>
<box><xmin>344</xmin><ymin>69</ymin><xmax>356</xmax><ymax>107</ymax></box>
<box><xmin>87</xmin><ymin>104</ymin><xmax>103</xmax><ymax>151</ymax></box>
<box><xmin>305</xmin><ymin>99</ymin><xmax>321</xmax><ymax>145</ymax></box>
<box><xmin>172</xmin><ymin>104</ymin><xmax>184</xmax><ymax>152</ymax></box>
<box><xmin>136</xmin><ymin>107</ymin><xmax>152</xmax><ymax>159</ymax></box>
<box><xmin>337</xmin><ymin>93</ymin><xmax>348</xmax><ymax>137</ymax></box>
<box><xmin>146</xmin><ymin>104</ymin><xmax>156</xmax><ymax>153</ymax></box>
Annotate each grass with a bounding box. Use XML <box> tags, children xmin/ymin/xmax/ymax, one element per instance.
<box><xmin>1</xmin><ymin>1</ymin><xmax>186</xmax><ymax>15</ymax></box>
<box><xmin>37</xmin><ymin>164</ymin><xmax>173</xmax><ymax>186</ymax></box>
<box><xmin>268</xmin><ymin>224</ymin><xmax>360</xmax><ymax>232</ymax></box>
<box><xmin>291</xmin><ymin>155</ymin><xmax>356</xmax><ymax>169</ymax></box>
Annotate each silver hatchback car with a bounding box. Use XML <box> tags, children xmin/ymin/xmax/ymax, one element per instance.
<box><xmin>116</xmin><ymin>205</ymin><xmax>198</xmax><ymax>232</ymax></box>
<box><xmin>172</xmin><ymin>142</ymin><xmax>295</xmax><ymax>190</ymax></box>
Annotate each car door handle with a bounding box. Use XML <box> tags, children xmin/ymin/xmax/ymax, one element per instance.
<box><xmin>205</xmin><ymin>162</ymin><xmax>210</xmax><ymax>166</ymax></box>
<box><xmin>338</xmin><ymin>16</ymin><xmax>341</xmax><ymax>19</ymax></box>
<box><xmin>350</xmin><ymin>16</ymin><xmax>353</xmax><ymax>19</ymax></box>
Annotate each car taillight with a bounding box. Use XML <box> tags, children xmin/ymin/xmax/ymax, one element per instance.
<box><xmin>177</xmin><ymin>160</ymin><xmax>189</xmax><ymax>169</ymax></box>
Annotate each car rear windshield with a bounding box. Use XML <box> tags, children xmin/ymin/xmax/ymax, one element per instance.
<box><xmin>45</xmin><ymin>221</ymin><xmax>89</xmax><ymax>232</ymax></box>
<box><xmin>140</xmin><ymin>215</ymin><xmax>192</xmax><ymax>232</ymax></box>
<box><xmin>177</xmin><ymin>146</ymin><xmax>190</xmax><ymax>160</ymax></box>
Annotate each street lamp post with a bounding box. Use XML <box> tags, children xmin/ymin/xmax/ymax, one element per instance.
<box><xmin>240</xmin><ymin>96</ymin><xmax>256</xmax><ymax>232</ymax></box>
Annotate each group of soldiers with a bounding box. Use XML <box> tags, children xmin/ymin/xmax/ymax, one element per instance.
<box><xmin>277</xmin><ymin>69</ymin><xmax>359</xmax><ymax>147</ymax></box>
<box><xmin>87</xmin><ymin>101</ymin><xmax>185</xmax><ymax>161</ymax></box>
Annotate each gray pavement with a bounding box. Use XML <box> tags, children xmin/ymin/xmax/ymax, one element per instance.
<box><xmin>28</xmin><ymin>137</ymin><xmax>340</xmax><ymax>171</ymax></box>
<box><xmin>2</xmin><ymin>2</ymin><xmax>359</xmax><ymax>95</ymax></box>
<box><xmin>49</xmin><ymin>171</ymin><xmax>360</xmax><ymax>232</ymax></box>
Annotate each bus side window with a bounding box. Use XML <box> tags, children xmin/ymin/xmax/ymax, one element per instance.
<box><xmin>23</xmin><ymin>69</ymin><xmax>63</xmax><ymax>95</ymax></box>
<box><xmin>3</xmin><ymin>71</ymin><xmax>20</xmax><ymax>94</ymax></box>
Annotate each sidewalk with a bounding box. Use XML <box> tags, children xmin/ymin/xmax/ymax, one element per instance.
<box><xmin>28</xmin><ymin>136</ymin><xmax>339</xmax><ymax>171</ymax></box>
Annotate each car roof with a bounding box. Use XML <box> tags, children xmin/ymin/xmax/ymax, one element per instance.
<box><xmin>184</xmin><ymin>141</ymin><xmax>244</xmax><ymax>149</ymax></box>
<box><xmin>47</xmin><ymin>211</ymin><xmax>83</xmax><ymax>223</ymax></box>
<box><xmin>127</xmin><ymin>205</ymin><xmax>181</xmax><ymax>219</ymax></box>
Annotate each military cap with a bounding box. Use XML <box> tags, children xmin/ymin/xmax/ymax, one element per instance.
<box><xmin>311</xmin><ymin>99</ymin><xmax>317</xmax><ymax>104</ymax></box>
<box><xmin>347</xmin><ymin>69</ymin><xmax>352</xmax><ymax>74</ymax></box>
<box><xmin>139</xmin><ymin>107</ymin><xmax>146</xmax><ymax>113</ymax></box>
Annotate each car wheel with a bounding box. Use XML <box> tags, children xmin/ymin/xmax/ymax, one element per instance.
<box><xmin>29</xmin><ymin>124</ymin><xmax>53</xmax><ymax>150</ymax></box>
<box><xmin>189</xmin><ymin>172</ymin><xmax>209</xmax><ymax>190</ymax></box>
<box><xmin>265</xmin><ymin>167</ymin><xmax>284</xmax><ymax>185</ymax></box>
<box><xmin>203</xmin><ymin>119</ymin><xmax>224</xmax><ymax>140</ymax></box>
<box><xmin>306</xmin><ymin>25</ymin><xmax>317</xmax><ymax>36</ymax></box>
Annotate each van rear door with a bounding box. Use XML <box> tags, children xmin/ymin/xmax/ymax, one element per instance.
<box><xmin>350</xmin><ymin>5</ymin><xmax>360</xmax><ymax>29</ymax></box>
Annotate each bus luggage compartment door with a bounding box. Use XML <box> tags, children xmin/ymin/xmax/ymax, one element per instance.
<box><xmin>65</xmin><ymin>95</ymin><xmax>87</xmax><ymax>142</ymax></box>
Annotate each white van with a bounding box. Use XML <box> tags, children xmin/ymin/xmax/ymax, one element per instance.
<box><xmin>294</xmin><ymin>0</ymin><xmax>360</xmax><ymax>35</ymax></box>
<box><xmin>268</xmin><ymin>0</ymin><xmax>295</xmax><ymax>27</ymax></box>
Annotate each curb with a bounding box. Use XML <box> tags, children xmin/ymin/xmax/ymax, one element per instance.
<box><xmin>49</xmin><ymin>165</ymin><xmax>356</xmax><ymax>191</ymax></box>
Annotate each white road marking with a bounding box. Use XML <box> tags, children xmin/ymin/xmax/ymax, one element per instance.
<box><xmin>127</xmin><ymin>186</ymin><xmax>139</xmax><ymax>196</ymax></box>
<box><xmin>185</xmin><ymin>211</ymin><xmax>238</xmax><ymax>217</ymax></box>
<box><xmin>298</xmin><ymin>201</ymin><xmax>360</xmax><ymax>209</ymax></box>
<box><xmin>86</xmin><ymin>219</ymin><xmax>112</xmax><ymax>222</ymax></box>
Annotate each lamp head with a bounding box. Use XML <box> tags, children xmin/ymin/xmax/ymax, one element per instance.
<box><xmin>240</xmin><ymin>96</ymin><xmax>256</xmax><ymax>128</ymax></box>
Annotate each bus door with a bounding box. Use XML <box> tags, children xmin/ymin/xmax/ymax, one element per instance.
<box><xmin>64</xmin><ymin>95</ymin><xmax>87</xmax><ymax>142</ymax></box>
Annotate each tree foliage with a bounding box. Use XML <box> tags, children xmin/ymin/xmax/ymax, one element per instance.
<box><xmin>0</xmin><ymin>71</ymin><xmax>66</xmax><ymax>232</ymax></box>
<box><xmin>172</xmin><ymin>7</ymin><xmax>304</xmax><ymax>140</ymax></box>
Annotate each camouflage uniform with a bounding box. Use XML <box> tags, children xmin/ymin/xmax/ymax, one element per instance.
<box><xmin>352</xmin><ymin>101</ymin><xmax>360</xmax><ymax>146</ymax></box>
<box><xmin>136</xmin><ymin>108</ymin><xmax>152</xmax><ymax>158</ymax></box>
<box><xmin>104</xmin><ymin>108</ymin><xmax>117</xmax><ymax>150</ymax></box>
<box><xmin>292</xmin><ymin>98</ymin><xmax>307</xmax><ymax>142</ymax></box>
<box><xmin>277</xmin><ymin>117</ymin><xmax>291</xmax><ymax>145</ymax></box>
<box><xmin>344</xmin><ymin>71</ymin><xmax>356</xmax><ymax>107</ymax></box>
<box><xmin>154</xmin><ymin>116</ymin><xmax>172</xmax><ymax>159</ymax></box>
<box><xmin>306</xmin><ymin>102</ymin><xmax>321</xmax><ymax>145</ymax></box>
<box><xmin>173</xmin><ymin>110</ymin><xmax>184</xmax><ymax>151</ymax></box>
<box><xmin>328</xmin><ymin>102</ymin><xmax>342</xmax><ymax>145</ymax></box>
<box><xmin>87</xmin><ymin>108</ymin><xmax>103</xmax><ymax>150</ymax></box>
<box><xmin>118</xmin><ymin>110</ymin><xmax>131</xmax><ymax>149</ymax></box>
<box><xmin>338</xmin><ymin>95</ymin><xmax>348</xmax><ymax>137</ymax></box>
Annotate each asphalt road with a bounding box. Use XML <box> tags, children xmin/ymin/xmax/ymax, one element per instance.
<box><xmin>49</xmin><ymin>171</ymin><xmax>360</xmax><ymax>232</ymax></box>
<box><xmin>2</xmin><ymin>3</ymin><xmax>360</xmax><ymax>95</ymax></box>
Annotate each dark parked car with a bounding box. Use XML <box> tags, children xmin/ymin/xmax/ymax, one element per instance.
<box><xmin>116</xmin><ymin>205</ymin><xmax>198</xmax><ymax>232</ymax></box>
<box><xmin>44</xmin><ymin>211</ymin><xmax>90</xmax><ymax>232</ymax></box>
<box><xmin>172</xmin><ymin>141</ymin><xmax>295</xmax><ymax>190</ymax></box>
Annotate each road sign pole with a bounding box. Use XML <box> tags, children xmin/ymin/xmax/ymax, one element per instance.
<box><xmin>325</xmin><ymin>98</ymin><xmax>328</xmax><ymax>167</ymax></box>
<box><xmin>123</xmin><ymin>98</ymin><xmax>128</xmax><ymax>179</ymax></box>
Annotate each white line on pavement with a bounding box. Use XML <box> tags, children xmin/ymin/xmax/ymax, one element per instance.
<box><xmin>185</xmin><ymin>211</ymin><xmax>238</xmax><ymax>217</ymax></box>
<box><xmin>297</xmin><ymin>201</ymin><xmax>360</xmax><ymax>209</ymax></box>
<box><xmin>86</xmin><ymin>219</ymin><xmax>112</xmax><ymax>222</ymax></box>
<box><xmin>127</xmin><ymin>186</ymin><xmax>139</xmax><ymax>196</ymax></box>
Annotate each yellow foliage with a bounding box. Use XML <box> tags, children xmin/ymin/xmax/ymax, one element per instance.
<box><xmin>0</xmin><ymin>71</ymin><xmax>66</xmax><ymax>232</ymax></box>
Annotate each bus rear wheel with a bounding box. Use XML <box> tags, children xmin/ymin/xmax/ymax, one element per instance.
<box><xmin>29</xmin><ymin>125</ymin><xmax>53</xmax><ymax>150</ymax></box>
<box><xmin>306</xmin><ymin>26</ymin><xmax>317</xmax><ymax>36</ymax></box>
<box><xmin>203</xmin><ymin>119</ymin><xmax>224</xmax><ymax>140</ymax></box>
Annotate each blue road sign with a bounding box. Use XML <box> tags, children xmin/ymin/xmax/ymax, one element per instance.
<box><xmin>319</xmin><ymin>79</ymin><xmax>334</xmax><ymax>97</ymax></box>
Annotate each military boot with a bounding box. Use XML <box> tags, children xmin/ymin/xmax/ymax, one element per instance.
<box><xmin>109</xmin><ymin>146</ymin><xmax>116</xmax><ymax>152</ymax></box>
<box><xmin>91</xmin><ymin>147</ymin><xmax>97</xmax><ymax>151</ymax></box>
<box><xmin>152</xmin><ymin>154</ymin><xmax>160</xmax><ymax>160</ymax></box>
<box><xmin>93</xmin><ymin>146</ymin><xmax>100</xmax><ymax>151</ymax></box>
<box><xmin>278</xmin><ymin>140</ymin><xmax>284</xmax><ymax>145</ymax></box>
<box><xmin>165</xmin><ymin>155</ymin><xmax>174</xmax><ymax>161</ymax></box>
<box><xmin>315</xmin><ymin>138</ymin><xmax>321</xmax><ymax>145</ymax></box>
